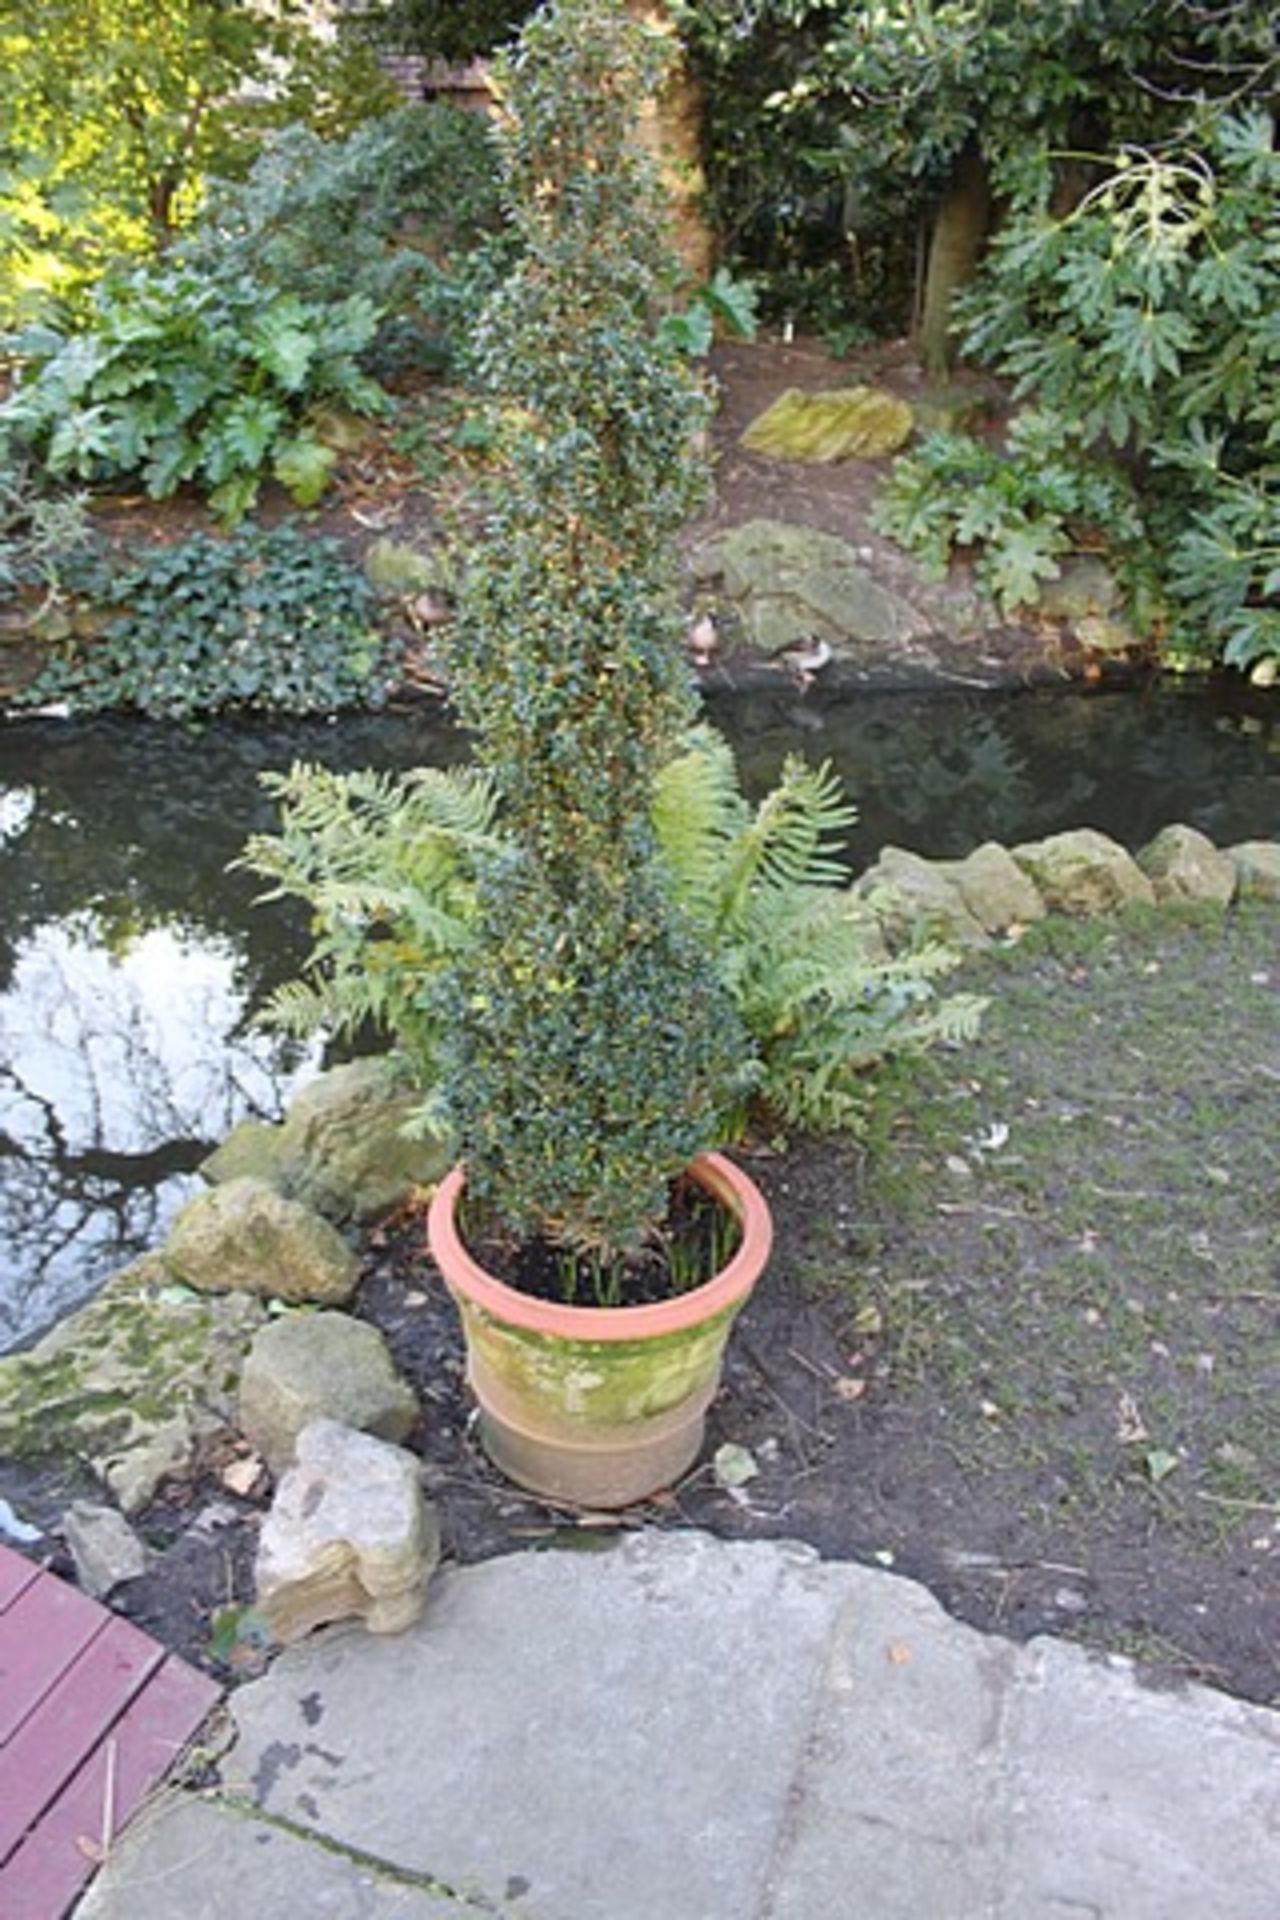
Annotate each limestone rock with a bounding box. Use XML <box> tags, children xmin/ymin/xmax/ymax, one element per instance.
<box><xmin>940</xmin><ymin>841</ymin><xmax>1047</xmax><ymax>933</ymax></box>
<box><xmin>1227</xmin><ymin>840</ymin><xmax>1280</xmax><ymax>902</ymax></box>
<box><xmin>200</xmin><ymin>1120</ymin><xmax>296</xmax><ymax>1191</ymax></box>
<box><xmin>719</xmin><ymin>519</ymin><xmax>920</xmax><ymax>656</ymax></box>
<box><xmin>255</xmin><ymin>1418</ymin><xmax>439</xmax><ymax>1643</ymax></box>
<box><xmin>277</xmin><ymin>1060</ymin><xmax>450</xmax><ymax>1222</ymax></box>
<box><xmin>0</xmin><ymin>1257</ymin><xmax>265</xmax><ymax>1513</ymax></box>
<box><xmin>741</xmin><ymin>387</ymin><xmax>914</xmax><ymax>462</ymax></box>
<box><xmin>1011</xmin><ymin>830</ymin><xmax>1156</xmax><ymax>917</ymax></box>
<box><xmin>854</xmin><ymin>847</ymin><xmax>988</xmax><ymax>948</ymax></box>
<box><xmin>165</xmin><ymin>1178</ymin><xmax>357</xmax><ymax>1305</ymax></box>
<box><xmin>1138</xmin><ymin>825</ymin><xmax>1236</xmax><ymax>905</ymax></box>
<box><xmin>238</xmin><ymin>1311</ymin><xmax>418</xmax><ymax>1476</ymax></box>
<box><xmin>62</xmin><ymin>1500</ymin><xmax>149</xmax><ymax>1599</ymax></box>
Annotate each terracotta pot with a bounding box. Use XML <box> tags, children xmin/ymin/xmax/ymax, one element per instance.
<box><xmin>427</xmin><ymin>1152</ymin><xmax>772</xmax><ymax>1509</ymax></box>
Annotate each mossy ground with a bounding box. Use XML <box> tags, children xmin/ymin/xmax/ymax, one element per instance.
<box><xmin>740</xmin><ymin>898</ymin><xmax>1278</xmax><ymax>1701</ymax></box>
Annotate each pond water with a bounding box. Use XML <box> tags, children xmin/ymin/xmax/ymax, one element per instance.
<box><xmin>1</xmin><ymin>680</ymin><xmax>1275</xmax><ymax>1352</ymax></box>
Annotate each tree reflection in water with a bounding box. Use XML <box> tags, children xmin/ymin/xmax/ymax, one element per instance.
<box><xmin>0</xmin><ymin>917</ymin><xmax>316</xmax><ymax>1349</ymax></box>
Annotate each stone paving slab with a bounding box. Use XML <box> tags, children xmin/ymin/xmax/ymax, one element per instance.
<box><xmin>224</xmin><ymin>1532</ymin><xmax>853</xmax><ymax>1920</ymax></box>
<box><xmin>80</xmin><ymin>1533</ymin><xmax>1280</xmax><ymax>1920</ymax></box>
<box><xmin>77</xmin><ymin>1797</ymin><xmax>465</xmax><ymax>1919</ymax></box>
<box><xmin>761</xmin><ymin>1570</ymin><xmax>1280</xmax><ymax>1919</ymax></box>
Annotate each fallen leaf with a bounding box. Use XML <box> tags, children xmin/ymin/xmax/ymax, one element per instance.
<box><xmin>1116</xmin><ymin>1392</ymin><xmax>1148</xmax><ymax>1445</ymax></box>
<box><xmin>713</xmin><ymin>1442</ymin><xmax>760</xmax><ymax>1490</ymax></box>
<box><xmin>221</xmin><ymin>1456</ymin><xmax>265</xmax><ymax>1498</ymax></box>
<box><xmin>852</xmin><ymin>1303</ymin><xmax>884</xmax><ymax>1337</ymax></box>
<box><xmin>1145</xmin><ymin>1448</ymin><xmax>1179</xmax><ymax>1484</ymax></box>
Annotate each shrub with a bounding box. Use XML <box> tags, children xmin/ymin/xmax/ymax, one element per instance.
<box><xmin>21</xmin><ymin>526</ymin><xmax>391</xmax><ymax>718</ymax></box>
<box><xmin>871</xmin><ymin>411</ymin><xmax>1149</xmax><ymax>619</ymax></box>
<box><xmin>960</xmin><ymin>114</ymin><xmax>1280</xmax><ymax>670</ymax></box>
<box><xmin>0</xmin><ymin>453</ymin><xmax>98</xmax><ymax>608</ymax></box>
<box><xmin>431</xmin><ymin>0</ymin><xmax>747</xmax><ymax>1255</ymax></box>
<box><xmin>180</xmin><ymin>104</ymin><xmax>510</xmax><ymax>372</ymax></box>
<box><xmin>1</xmin><ymin>264</ymin><xmax>388</xmax><ymax>522</ymax></box>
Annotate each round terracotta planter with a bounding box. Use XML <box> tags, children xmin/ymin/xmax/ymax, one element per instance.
<box><xmin>427</xmin><ymin>1152</ymin><xmax>772</xmax><ymax>1509</ymax></box>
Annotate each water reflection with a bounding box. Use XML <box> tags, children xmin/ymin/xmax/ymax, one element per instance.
<box><xmin>0</xmin><ymin>915</ymin><xmax>317</xmax><ymax>1346</ymax></box>
<box><xmin>0</xmin><ymin>686</ymin><xmax>1275</xmax><ymax>1349</ymax></box>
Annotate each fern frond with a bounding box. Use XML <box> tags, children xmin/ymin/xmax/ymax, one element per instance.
<box><xmin>652</xmin><ymin>725</ymin><xmax>748</xmax><ymax>931</ymax></box>
<box><xmin>716</xmin><ymin>756</ymin><xmax>855</xmax><ymax>933</ymax></box>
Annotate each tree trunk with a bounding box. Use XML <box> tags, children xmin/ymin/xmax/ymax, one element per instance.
<box><xmin>917</xmin><ymin>139</ymin><xmax>991</xmax><ymax>375</ymax></box>
<box><xmin>627</xmin><ymin>2</ymin><xmax>715</xmax><ymax>282</ymax></box>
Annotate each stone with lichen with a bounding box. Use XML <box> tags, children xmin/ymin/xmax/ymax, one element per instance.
<box><xmin>255</xmin><ymin>1419</ymin><xmax>439</xmax><ymax>1643</ymax></box>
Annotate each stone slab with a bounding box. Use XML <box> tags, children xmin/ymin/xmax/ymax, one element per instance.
<box><xmin>762</xmin><ymin>1569</ymin><xmax>1280</xmax><ymax>1920</ymax></box>
<box><xmin>80</xmin><ymin>1534</ymin><xmax>1280</xmax><ymax>1920</ymax></box>
<box><xmin>77</xmin><ymin>1797</ymin><xmax>464</xmax><ymax>1919</ymax></box>
<box><xmin>224</xmin><ymin>1532</ymin><xmax>855</xmax><ymax>1920</ymax></box>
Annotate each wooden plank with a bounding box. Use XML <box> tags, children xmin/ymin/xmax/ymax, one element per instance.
<box><xmin>0</xmin><ymin>1614</ymin><xmax>164</xmax><ymax>1863</ymax></box>
<box><xmin>0</xmin><ymin>1545</ymin><xmax>41</xmax><ymax>1614</ymax></box>
<box><xmin>0</xmin><ymin>1654</ymin><xmax>221</xmax><ymax>1920</ymax></box>
<box><xmin>0</xmin><ymin>1572</ymin><xmax>106</xmax><ymax>1746</ymax></box>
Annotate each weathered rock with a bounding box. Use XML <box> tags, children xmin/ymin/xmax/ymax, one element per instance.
<box><xmin>62</xmin><ymin>1500</ymin><xmax>150</xmax><ymax>1599</ymax></box>
<box><xmin>1036</xmin><ymin>556</ymin><xmax>1122</xmax><ymax>624</ymax></box>
<box><xmin>238</xmin><ymin>1311</ymin><xmax>418</xmax><ymax>1476</ymax></box>
<box><xmin>363</xmin><ymin>539</ymin><xmax>438</xmax><ymax>597</ymax></box>
<box><xmin>202</xmin><ymin>1061</ymin><xmax>450</xmax><ymax>1225</ymax></box>
<box><xmin>1075</xmin><ymin>613</ymin><xmax>1143</xmax><ymax>657</ymax></box>
<box><xmin>165</xmin><ymin>1178</ymin><xmax>358</xmax><ymax>1306</ymax></box>
<box><xmin>1137</xmin><ymin>824</ymin><xmax>1236</xmax><ymax>905</ymax></box>
<box><xmin>200</xmin><ymin>1120</ymin><xmax>297</xmax><ymax>1191</ymax></box>
<box><xmin>911</xmin><ymin>381</ymin><xmax>990</xmax><ymax>435</ymax></box>
<box><xmin>255</xmin><ymin>1418</ymin><xmax>439</xmax><ymax>1643</ymax></box>
<box><xmin>719</xmin><ymin>519</ymin><xmax>921</xmax><ymax>656</ymax></box>
<box><xmin>276</xmin><ymin>1060</ymin><xmax>450</xmax><ymax>1222</ymax></box>
<box><xmin>1011</xmin><ymin>830</ymin><xmax>1156</xmax><ymax>917</ymax></box>
<box><xmin>854</xmin><ymin>847</ymin><xmax>988</xmax><ymax>947</ymax></box>
<box><xmin>939</xmin><ymin>841</ymin><xmax>1047</xmax><ymax>933</ymax></box>
<box><xmin>0</xmin><ymin>1256</ymin><xmax>265</xmax><ymax>1513</ymax></box>
<box><xmin>1227</xmin><ymin>840</ymin><xmax>1280</xmax><ymax>902</ymax></box>
<box><xmin>741</xmin><ymin>387</ymin><xmax>914</xmax><ymax>463</ymax></box>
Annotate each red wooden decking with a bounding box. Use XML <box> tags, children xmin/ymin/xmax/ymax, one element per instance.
<box><xmin>0</xmin><ymin>1543</ymin><xmax>221</xmax><ymax>1919</ymax></box>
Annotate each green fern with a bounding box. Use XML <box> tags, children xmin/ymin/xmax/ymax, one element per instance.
<box><xmin>655</xmin><ymin>728</ymin><xmax>983</xmax><ymax>1135</ymax></box>
<box><xmin>237</xmin><ymin>760</ymin><xmax>501</xmax><ymax>1087</ymax></box>
<box><xmin>243</xmin><ymin>732</ymin><xmax>983</xmax><ymax>1142</ymax></box>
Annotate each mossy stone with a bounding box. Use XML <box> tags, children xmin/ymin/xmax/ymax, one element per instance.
<box><xmin>741</xmin><ymin>387</ymin><xmax>914</xmax><ymax>462</ymax></box>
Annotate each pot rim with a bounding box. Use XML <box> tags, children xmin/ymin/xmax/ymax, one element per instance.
<box><xmin>427</xmin><ymin>1150</ymin><xmax>772</xmax><ymax>1343</ymax></box>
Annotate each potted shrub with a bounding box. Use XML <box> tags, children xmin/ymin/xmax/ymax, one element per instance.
<box><xmin>422</xmin><ymin>0</ymin><xmax>769</xmax><ymax>1506</ymax></box>
<box><xmin>243</xmin><ymin>0</ymin><xmax>982</xmax><ymax>1509</ymax></box>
